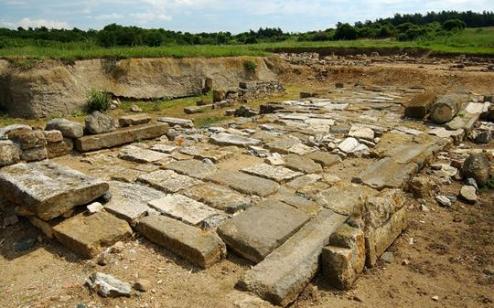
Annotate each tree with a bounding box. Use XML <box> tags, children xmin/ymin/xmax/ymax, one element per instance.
<box><xmin>443</xmin><ymin>19</ymin><xmax>466</xmax><ymax>31</ymax></box>
<box><xmin>334</xmin><ymin>23</ymin><xmax>357</xmax><ymax>40</ymax></box>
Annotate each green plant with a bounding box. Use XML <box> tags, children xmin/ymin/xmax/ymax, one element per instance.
<box><xmin>87</xmin><ymin>90</ymin><xmax>111</xmax><ymax>112</ymax></box>
<box><xmin>243</xmin><ymin>60</ymin><xmax>257</xmax><ymax>74</ymax></box>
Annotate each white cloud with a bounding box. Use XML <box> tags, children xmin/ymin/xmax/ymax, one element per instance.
<box><xmin>0</xmin><ymin>17</ymin><xmax>70</xmax><ymax>29</ymax></box>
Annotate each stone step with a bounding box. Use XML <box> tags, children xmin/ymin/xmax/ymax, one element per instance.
<box><xmin>53</xmin><ymin>211</ymin><xmax>133</xmax><ymax>258</ymax></box>
<box><xmin>75</xmin><ymin>123</ymin><xmax>168</xmax><ymax>152</ymax></box>
<box><xmin>0</xmin><ymin>161</ymin><xmax>109</xmax><ymax>221</ymax></box>
<box><xmin>137</xmin><ymin>214</ymin><xmax>226</xmax><ymax>269</ymax></box>
<box><xmin>238</xmin><ymin>209</ymin><xmax>346</xmax><ymax>306</ymax></box>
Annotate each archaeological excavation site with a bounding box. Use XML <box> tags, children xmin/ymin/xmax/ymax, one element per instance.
<box><xmin>0</xmin><ymin>51</ymin><xmax>493</xmax><ymax>308</ymax></box>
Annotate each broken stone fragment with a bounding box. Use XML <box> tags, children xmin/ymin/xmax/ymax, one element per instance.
<box><xmin>118</xmin><ymin>114</ymin><xmax>151</xmax><ymax>127</ymax></box>
<box><xmin>85</xmin><ymin>272</ymin><xmax>131</xmax><ymax>298</ymax></box>
<box><xmin>0</xmin><ymin>140</ymin><xmax>20</xmax><ymax>167</ymax></box>
<box><xmin>46</xmin><ymin>118</ymin><xmax>84</xmax><ymax>138</ymax></box>
<box><xmin>157</xmin><ymin>117</ymin><xmax>194</xmax><ymax>128</ymax></box>
<box><xmin>459</xmin><ymin>185</ymin><xmax>477</xmax><ymax>204</ymax></box>
<box><xmin>462</xmin><ymin>153</ymin><xmax>491</xmax><ymax>186</ymax></box>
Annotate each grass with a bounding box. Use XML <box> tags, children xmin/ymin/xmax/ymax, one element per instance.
<box><xmin>1</xmin><ymin>27</ymin><xmax>493</xmax><ymax>62</ymax></box>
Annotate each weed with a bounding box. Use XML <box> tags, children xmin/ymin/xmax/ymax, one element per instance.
<box><xmin>87</xmin><ymin>90</ymin><xmax>111</xmax><ymax>112</ymax></box>
<box><xmin>243</xmin><ymin>60</ymin><xmax>257</xmax><ymax>74</ymax></box>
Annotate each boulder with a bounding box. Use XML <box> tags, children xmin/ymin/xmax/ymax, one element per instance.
<box><xmin>7</xmin><ymin>129</ymin><xmax>46</xmax><ymax>150</ymax></box>
<box><xmin>0</xmin><ymin>140</ymin><xmax>20</xmax><ymax>167</ymax></box>
<box><xmin>85</xmin><ymin>111</ymin><xmax>114</xmax><ymax>135</ymax></box>
<box><xmin>21</xmin><ymin>147</ymin><xmax>48</xmax><ymax>162</ymax></box>
<box><xmin>462</xmin><ymin>153</ymin><xmax>491</xmax><ymax>186</ymax></box>
<box><xmin>46</xmin><ymin>118</ymin><xmax>84</xmax><ymax>138</ymax></box>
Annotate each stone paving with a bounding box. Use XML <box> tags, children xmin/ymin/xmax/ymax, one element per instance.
<box><xmin>1</xmin><ymin>85</ymin><xmax>492</xmax><ymax>306</ymax></box>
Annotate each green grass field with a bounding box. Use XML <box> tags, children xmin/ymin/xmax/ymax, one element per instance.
<box><xmin>0</xmin><ymin>27</ymin><xmax>493</xmax><ymax>61</ymax></box>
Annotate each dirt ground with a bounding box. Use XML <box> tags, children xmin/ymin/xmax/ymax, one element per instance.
<box><xmin>1</xmin><ymin>59</ymin><xmax>493</xmax><ymax>308</ymax></box>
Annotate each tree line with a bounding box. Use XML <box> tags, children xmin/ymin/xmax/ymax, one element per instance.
<box><xmin>0</xmin><ymin>10</ymin><xmax>493</xmax><ymax>48</ymax></box>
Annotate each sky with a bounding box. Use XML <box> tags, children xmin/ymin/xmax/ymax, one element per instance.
<box><xmin>0</xmin><ymin>0</ymin><xmax>493</xmax><ymax>33</ymax></box>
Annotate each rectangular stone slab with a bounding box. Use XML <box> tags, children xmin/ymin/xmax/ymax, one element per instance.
<box><xmin>217</xmin><ymin>201</ymin><xmax>310</xmax><ymax>263</ymax></box>
<box><xmin>118</xmin><ymin>145</ymin><xmax>170</xmax><ymax>163</ymax></box>
<box><xmin>352</xmin><ymin>158</ymin><xmax>418</xmax><ymax>190</ymax></box>
<box><xmin>238</xmin><ymin>209</ymin><xmax>346</xmax><ymax>306</ymax></box>
<box><xmin>104</xmin><ymin>181</ymin><xmax>165</xmax><ymax>223</ymax></box>
<box><xmin>207</xmin><ymin>170</ymin><xmax>279</xmax><ymax>197</ymax></box>
<box><xmin>137</xmin><ymin>214</ymin><xmax>226</xmax><ymax>268</ymax></box>
<box><xmin>138</xmin><ymin>170</ymin><xmax>202</xmax><ymax>193</ymax></box>
<box><xmin>0</xmin><ymin>161</ymin><xmax>109</xmax><ymax>221</ymax></box>
<box><xmin>148</xmin><ymin>194</ymin><xmax>219</xmax><ymax>225</ymax></box>
<box><xmin>164</xmin><ymin>159</ymin><xmax>217</xmax><ymax>180</ymax></box>
<box><xmin>53</xmin><ymin>211</ymin><xmax>132</xmax><ymax>258</ymax></box>
<box><xmin>241</xmin><ymin>163</ymin><xmax>302</xmax><ymax>183</ymax></box>
<box><xmin>75</xmin><ymin>123</ymin><xmax>168</xmax><ymax>152</ymax></box>
<box><xmin>182</xmin><ymin>183</ymin><xmax>251</xmax><ymax>214</ymax></box>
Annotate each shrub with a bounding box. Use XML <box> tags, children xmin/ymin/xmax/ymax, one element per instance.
<box><xmin>443</xmin><ymin>19</ymin><xmax>466</xmax><ymax>31</ymax></box>
<box><xmin>243</xmin><ymin>60</ymin><xmax>257</xmax><ymax>74</ymax></box>
<box><xmin>334</xmin><ymin>23</ymin><xmax>357</xmax><ymax>40</ymax></box>
<box><xmin>87</xmin><ymin>90</ymin><xmax>111</xmax><ymax>112</ymax></box>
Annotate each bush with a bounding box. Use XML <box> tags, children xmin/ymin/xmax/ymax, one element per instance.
<box><xmin>243</xmin><ymin>60</ymin><xmax>257</xmax><ymax>74</ymax></box>
<box><xmin>87</xmin><ymin>90</ymin><xmax>111</xmax><ymax>112</ymax></box>
<box><xmin>443</xmin><ymin>19</ymin><xmax>466</xmax><ymax>31</ymax></box>
<box><xmin>334</xmin><ymin>23</ymin><xmax>357</xmax><ymax>40</ymax></box>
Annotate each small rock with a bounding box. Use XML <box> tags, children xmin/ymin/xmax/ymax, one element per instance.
<box><xmin>381</xmin><ymin>252</ymin><xmax>394</xmax><ymax>264</ymax></box>
<box><xmin>133</xmin><ymin>279</ymin><xmax>151</xmax><ymax>292</ymax></box>
<box><xmin>2</xmin><ymin>214</ymin><xmax>19</xmax><ymax>228</ymax></box>
<box><xmin>459</xmin><ymin>185</ymin><xmax>477</xmax><ymax>204</ymax></box>
<box><xmin>87</xmin><ymin>202</ymin><xmax>104</xmax><ymax>214</ymax></box>
<box><xmin>462</xmin><ymin>153</ymin><xmax>491</xmax><ymax>186</ymax></box>
<box><xmin>130</xmin><ymin>104</ymin><xmax>143</xmax><ymax>113</ymax></box>
<box><xmin>466</xmin><ymin>178</ymin><xmax>479</xmax><ymax>190</ymax></box>
<box><xmin>97</xmin><ymin>253</ymin><xmax>109</xmax><ymax>266</ymax></box>
<box><xmin>265</xmin><ymin>153</ymin><xmax>284</xmax><ymax>165</ymax></box>
<box><xmin>402</xmin><ymin>259</ymin><xmax>410</xmax><ymax>265</ymax></box>
<box><xmin>85</xmin><ymin>111</ymin><xmax>114</xmax><ymax>135</ymax></box>
<box><xmin>85</xmin><ymin>272</ymin><xmax>131</xmax><ymax>298</ymax></box>
<box><xmin>432</xmin><ymin>296</ymin><xmax>439</xmax><ymax>301</ymax></box>
<box><xmin>110</xmin><ymin>241</ymin><xmax>125</xmax><ymax>254</ymax></box>
<box><xmin>484</xmin><ymin>265</ymin><xmax>494</xmax><ymax>276</ymax></box>
<box><xmin>436</xmin><ymin>195</ymin><xmax>452</xmax><ymax>207</ymax></box>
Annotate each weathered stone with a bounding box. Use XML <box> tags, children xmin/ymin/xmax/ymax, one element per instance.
<box><xmin>0</xmin><ymin>124</ymin><xmax>31</xmax><ymax>139</ymax></box>
<box><xmin>8</xmin><ymin>129</ymin><xmax>46</xmax><ymax>150</ymax></box>
<box><xmin>46</xmin><ymin>140</ymin><xmax>71</xmax><ymax>158</ymax></box>
<box><xmin>353</xmin><ymin>158</ymin><xmax>418</xmax><ymax>190</ymax></box>
<box><xmin>148</xmin><ymin>194</ymin><xmax>219</xmax><ymax>225</ymax></box>
<box><xmin>239</xmin><ymin>209</ymin><xmax>346</xmax><ymax>306</ymax></box>
<box><xmin>208</xmin><ymin>170</ymin><xmax>279</xmax><ymax>197</ymax></box>
<box><xmin>53</xmin><ymin>211</ymin><xmax>132</xmax><ymax>258</ymax></box>
<box><xmin>241</xmin><ymin>163</ymin><xmax>302</xmax><ymax>183</ymax></box>
<box><xmin>118</xmin><ymin>114</ymin><xmax>151</xmax><ymax>127</ymax></box>
<box><xmin>182</xmin><ymin>183</ymin><xmax>250</xmax><ymax>214</ymax></box>
<box><xmin>104</xmin><ymin>181</ymin><xmax>164</xmax><ymax>223</ymax></box>
<box><xmin>349</xmin><ymin>126</ymin><xmax>375</xmax><ymax>140</ymax></box>
<box><xmin>316</xmin><ymin>183</ymin><xmax>378</xmax><ymax>216</ymax></box>
<box><xmin>43</xmin><ymin>130</ymin><xmax>64</xmax><ymax>143</ymax></box>
<box><xmin>404</xmin><ymin>92</ymin><xmax>436</xmax><ymax>119</ymax></box>
<box><xmin>462</xmin><ymin>153</ymin><xmax>491</xmax><ymax>186</ymax></box>
<box><xmin>271</xmin><ymin>192</ymin><xmax>320</xmax><ymax>216</ymax></box>
<box><xmin>284</xmin><ymin>154</ymin><xmax>322</xmax><ymax>174</ymax></box>
<box><xmin>75</xmin><ymin>123</ymin><xmax>168</xmax><ymax>152</ymax></box>
<box><xmin>409</xmin><ymin>175</ymin><xmax>437</xmax><ymax>198</ymax></box>
<box><xmin>218</xmin><ymin>201</ymin><xmax>310</xmax><ymax>263</ymax></box>
<box><xmin>0</xmin><ymin>140</ymin><xmax>20</xmax><ymax>167</ymax></box>
<box><xmin>265</xmin><ymin>137</ymin><xmax>300</xmax><ymax>154</ymax></box>
<box><xmin>210</xmin><ymin>133</ymin><xmax>260</xmax><ymax>147</ymax></box>
<box><xmin>157</xmin><ymin>117</ymin><xmax>194</xmax><ymax>128</ymax></box>
<box><xmin>85</xmin><ymin>272</ymin><xmax>131</xmax><ymax>298</ymax></box>
<box><xmin>430</xmin><ymin>94</ymin><xmax>468</xmax><ymax>124</ymax></box>
<box><xmin>0</xmin><ymin>161</ymin><xmax>109</xmax><ymax>220</ymax></box>
<box><xmin>305</xmin><ymin>151</ymin><xmax>341</xmax><ymax>167</ymax></box>
<box><xmin>286</xmin><ymin>174</ymin><xmax>322</xmax><ymax>190</ymax></box>
<box><xmin>287</xmin><ymin>143</ymin><xmax>315</xmax><ymax>155</ymax></box>
<box><xmin>137</xmin><ymin>214</ymin><xmax>226</xmax><ymax>268</ymax></box>
<box><xmin>184</xmin><ymin>105</ymin><xmax>213</xmax><ymax>114</ymax></box>
<box><xmin>436</xmin><ymin>195</ymin><xmax>452</xmax><ymax>207</ymax></box>
<box><xmin>365</xmin><ymin>207</ymin><xmax>407</xmax><ymax>267</ymax></box>
<box><xmin>164</xmin><ymin>159</ymin><xmax>217</xmax><ymax>179</ymax></box>
<box><xmin>150</xmin><ymin>143</ymin><xmax>177</xmax><ymax>154</ymax></box>
<box><xmin>181</xmin><ymin>147</ymin><xmax>233</xmax><ymax>162</ymax></box>
<box><xmin>338</xmin><ymin>137</ymin><xmax>368</xmax><ymax>154</ymax></box>
<box><xmin>46</xmin><ymin>118</ymin><xmax>84</xmax><ymax>138</ymax></box>
<box><xmin>364</xmin><ymin>189</ymin><xmax>407</xmax><ymax>228</ymax></box>
<box><xmin>138</xmin><ymin>170</ymin><xmax>202</xmax><ymax>193</ymax></box>
<box><xmin>27</xmin><ymin>216</ymin><xmax>55</xmax><ymax>238</ymax></box>
<box><xmin>85</xmin><ymin>111</ymin><xmax>114</xmax><ymax>135</ymax></box>
<box><xmin>21</xmin><ymin>147</ymin><xmax>48</xmax><ymax>162</ymax></box>
<box><xmin>459</xmin><ymin>185</ymin><xmax>477</xmax><ymax>204</ymax></box>
<box><xmin>118</xmin><ymin>145</ymin><xmax>169</xmax><ymax>163</ymax></box>
<box><xmin>322</xmin><ymin>225</ymin><xmax>365</xmax><ymax>290</ymax></box>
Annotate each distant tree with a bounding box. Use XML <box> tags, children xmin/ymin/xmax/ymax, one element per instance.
<box><xmin>334</xmin><ymin>23</ymin><xmax>357</xmax><ymax>40</ymax></box>
<box><xmin>443</xmin><ymin>19</ymin><xmax>466</xmax><ymax>31</ymax></box>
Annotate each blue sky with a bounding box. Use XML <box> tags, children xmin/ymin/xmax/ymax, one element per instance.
<box><xmin>1</xmin><ymin>0</ymin><xmax>493</xmax><ymax>33</ymax></box>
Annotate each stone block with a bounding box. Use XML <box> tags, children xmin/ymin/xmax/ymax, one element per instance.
<box><xmin>239</xmin><ymin>209</ymin><xmax>346</xmax><ymax>306</ymax></box>
<box><xmin>0</xmin><ymin>161</ymin><xmax>109</xmax><ymax>220</ymax></box>
<box><xmin>148</xmin><ymin>194</ymin><xmax>219</xmax><ymax>225</ymax></box>
<box><xmin>138</xmin><ymin>170</ymin><xmax>202</xmax><ymax>193</ymax></box>
<box><xmin>46</xmin><ymin>118</ymin><xmax>84</xmax><ymax>138</ymax></box>
<box><xmin>182</xmin><ymin>183</ymin><xmax>251</xmax><ymax>214</ymax></box>
<box><xmin>241</xmin><ymin>163</ymin><xmax>302</xmax><ymax>183</ymax></box>
<box><xmin>21</xmin><ymin>147</ymin><xmax>48</xmax><ymax>162</ymax></box>
<box><xmin>53</xmin><ymin>211</ymin><xmax>132</xmax><ymax>258</ymax></box>
<box><xmin>157</xmin><ymin>117</ymin><xmax>194</xmax><ymax>128</ymax></box>
<box><xmin>210</xmin><ymin>133</ymin><xmax>261</xmax><ymax>147</ymax></box>
<box><xmin>164</xmin><ymin>159</ymin><xmax>217</xmax><ymax>179</ymax></box>
<box><xmin>43</xmin><ymin>130</ymin><xmax>64</xmax><ymax>143</ymax></box>
<box><xmin>118</xmin><ymin>145</ymin><xmax>170</xmax><ymax>163</ymax></box>
<box><xmin>208</xmin><ymin>170</ymin><xmax>279</xmax><ymax>197</ymax></box>
<box><xmin>218</xmin><ymin>201</ymin><xmax>309</xmax><ymax>263</ymax></box>
<box><xmin>8</xmin><ymin>129</ymin><xmax>46</xmax><ymax>150</ymax></box>
<box><xmin>284</xmin><ymin>154</ymin><xmax>322</xmax><ymax>174</ymax></box>
<box><xmin>75</xmin><ymin>123</ymin><xmax>168</xmax><ymax>152</ymax></box>
<box><xmin>0</xmin><ymin>140</ymin><xmax>20</xmax><ymax>167</ymax></box>
<box><xmin>118</xmin><ymin>114</ymin><xmax>152</xmax><ymax>127</ymax></box>
<box><xmin>305</xmin><ymin>151</ymin><xmax>341</xmax><ymax>167</ymax></box>
<box><xmin>137</xmin><ymin>214</ymin><xmax>226</xmax><ymax>268</ymax></box>
<box><xmin>316</xmin><ymin>183</ymin><xmax>377</xmax><ymax>216</ymax></box>
<box><xmin>353</xmin><ymin>158</ymin><xmax>418</xmax><ymax>190</ymax></box>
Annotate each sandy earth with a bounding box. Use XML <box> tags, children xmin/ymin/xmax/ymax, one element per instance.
<box><xmin>0</xmin><ymin>59</ymin><xmax>493</xmax><ymax>308</ymax></box>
